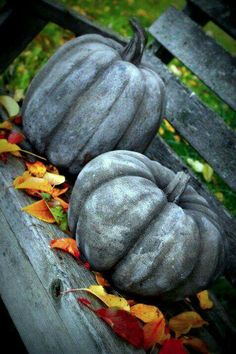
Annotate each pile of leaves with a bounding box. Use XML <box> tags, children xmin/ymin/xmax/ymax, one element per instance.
<box><xmin>0</xmin><ymin>95</ymin><xmax>214</xmax><ymax>353</ymax></box>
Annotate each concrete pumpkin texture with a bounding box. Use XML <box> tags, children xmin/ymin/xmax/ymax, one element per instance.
<box><xmin>69</xmin><ymin>150</ymin><xmax>226</xmax><ymax>301</ymax></box>
<box><xmin>22</xmin><ymin>19</ymin><xmax>165</xmax><ymax>174</ymax></box>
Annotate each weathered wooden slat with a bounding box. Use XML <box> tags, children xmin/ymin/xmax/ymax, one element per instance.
<box><xmin>149</xmin><ymin>7</ymin><xmax>236</xmax><ymax>111</ymax></box>
<box><xmin>143</xmin><ymin>51</ymin><xmax>236</xmax><ymax>192</ymax></box>
<box><xmin>187</xmin><ymin>0</ymin><xmax>236</xmax><ymax>39</ymax></box>
<box><xmin>0</xmin><ymin>157</ymin><xmax>144</xmax><ymax>354</ymax></box>
<box><xmin>0</xmin><ymin>3</ymin><xmax>47</xmax><ymax>74</ymax></box>
<box><xmin>144</xmin><ymin>135</ymin><xmax>236</xmax><ymax>287</ymax></box>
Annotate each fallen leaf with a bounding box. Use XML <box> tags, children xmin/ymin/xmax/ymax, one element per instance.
<box><xmin>215</xmin><ymin>192</ymin><xmax>224</xmax><ymax>202</ymax></box>
<box><xmin>25</xmin><ymin>161</ymin><xmax>47</xmax><ymax>178</ymax></box>
<box><xmin>0</xmin><ymin>95</ymin><xmax>20</xmax><ymax>118</ymax></box>
<box><xmin>187</xmin><ymin>158</ymin><xmax>203</xmax><ymax>173</ymax></box>
<box><xmin>95</xmin><ymin>272</ymin><xmax>110</xmax><ymax>287</ymax></box>
<box><xmin>202</xmin><ymin>164</ymin><xmax>213</xmax><ymax>182</ymax></box>
<box><xmin>13</xmin><ymin>115</ymin><xmax>23</xmax><ymax>125</ymax></box>
<box><xmin>0</xmin><ymin>139</ymin><xmax>21</xmax><ymax>153</ymax></box>
<box><xmin>22</xmin><ymin>199</ymin><xmax>55</xmax><ymax>223</ymax></box>
<box><xmin>181</xmin><ymin>336</ymin><xmax>209</xmax><ymax>353</ymax></box>
<box><xmin>51</xmin><ymin>185</ymin><xmax>69</xmax><ymax>198</ymax></box>
<box><xmin>50</xmin><ymin>237</ymin><xmax>80</xmax><ymax>259</ymax></box>
<box><xmin>48</xmin><ymin>204</ymin><xmax>68</xmax><ymax>231</ymax></box>
<box><xmin>46</xmin><ymin>164</ymin><xmax>59</xmax><ymax>174</ymax></box>
<box><xmin>81</xmin><ymin>285</ymin><xmax>130</xmax><ymax>311</ymax></box>
<box><xmin>164</xmin><ymin>119</ymin><xmax>175</xmax><ymax>133</ymax></box>
<box><xmin>54</xmin><ymin>197</ymin><xmax>69</xmax><ymax>211</ymax></box>
<box><xmin>44</xmin><ymin>171</ymin><xmax>65</xmax><ymax>185</ymax></box>
<box><xmin>0</xmin><ymin>121</ymin><xmax>13</xmax><ymax>130</ymax></box>
<box><xmin>95</xmin><ymin>308</ymin><xmax>144</xmax><ymax>348</ymax></box>
<box><xmin>130</xmin><ymin>303</ymin><xmax>163</xmax><ymax>323</ymax></box>
<box><xmin>197</xmin><ymin>290</ymin><xmax>214</xmax><ymax>310</ymax></box>
<box><xmin>169</xmin><ymin>311</ymin><xmax>208</xmax><ymax>337</ymax></box>
<box><xmin>159</xmin><ymin>126</ymin><xmax>165</xmax><ymax>135</ymax></box>
<box><xmin>159</xmin><ymin>338</ymin><xmax>188</xmax><ymax>354</ymax></box>
<box><xmin>143</xmin><ymin>317</ymin><xmax>169</xmax><ymax>350</ymax></box>
<box><xmin>14</xmin><ymin>176</ymin><xmax>53</xmax><ymax>193</ymax></box>
<box><xmin>8</xmin><ymin>131</ymin><xmax>25</xmax><ymax>144</ymax></box>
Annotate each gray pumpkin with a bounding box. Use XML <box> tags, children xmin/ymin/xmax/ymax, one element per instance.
<box><xmin>69</xmin><ymin>150</ymin><xmax>226</xmax><ymax>300</ymax></box>
<box><xmin>22</xmin><ymin>19</ymin><xmax>165</xmax><ymax>174</ymax></box>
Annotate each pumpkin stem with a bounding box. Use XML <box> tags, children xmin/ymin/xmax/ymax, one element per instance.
<box><xmin>121</xmin><ymin>18</ymin><xmax>148</xmax><ymax>65</ymax></box>
<box><xmin>164</xmin><ymin>171</ymin><xmax>190</xmax><ymax>203</ymax></box>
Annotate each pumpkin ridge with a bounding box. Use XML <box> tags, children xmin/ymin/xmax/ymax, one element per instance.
<box><xmin>24</xmin><ymin>48</ymin><xmax>120</xmax><ymax>153</ymax></box>
<box><xmin>44</xmin><ymin>57</ymin><xmax>121</xmax><ymax>163</ymax></box>
<box><xmin>77</xmin><ymin>176</ymin><xmax>167</xmax><ymax>270</ymax></box>
<box><xmin>114</xmin><ymin>65</ymin><xmax>147</xmax><ymax>150</ymax></box>
<box><xmin>112</xmin><ymin>205</ymin><xmax>199</xmax><ymax>294</ymax></box>
<box><xmin>179</xmin><ymin>202</ymin><xmax>220</xmax><ymax>228</ymax></box>
<box><xmin>69</xmin><ymin>76</ymin><xmax>132</xmax><ymax>168</ymax></box>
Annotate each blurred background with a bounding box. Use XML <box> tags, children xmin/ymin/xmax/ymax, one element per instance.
<box><xmin>0</xmin><ymin>0</ymin><xmax>236</xmax><ymax>324</ymax></box>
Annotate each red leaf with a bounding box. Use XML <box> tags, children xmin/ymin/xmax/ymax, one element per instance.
<box><xmin>95</xmin><ymin>308</ymin><xmax>144</xmax><ymax>348</ymax></box>
<box><xmin>77</xmin><ymin>297</ymin><xmax>92</xmax><ymax>306</ymax></box>
<box><xmin>0</xmin><ymin>152</ymin><xmax>8</xmax><ymax>163</ymax></box>
<box><xmin>8</xmin><ymin>131</ymin><xmax>24</xmax><ymax>144</ymax></box>
<box><xmin>159</xmin><ymin>338</ymin><xmax>188</xmax><ymax>354</ymax></box>
<box><xmin>13</xmin><ymin>115</ymin><xmax>23</xmax><ymax>125</ymax></box>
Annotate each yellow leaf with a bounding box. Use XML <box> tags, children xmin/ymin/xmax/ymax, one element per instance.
<box><xmin>202</xmin><ymin>164</ymin><xmax>213</xmax><ymax>182</ymax></box>
<box><xmin>14</xmin><ymin>176</ymin><xmax>53</xmax><ymax>193</ymax></box>
<box><xmin>25</xmin><ymin>161</ymin><xmax>47</xmax><ymax>178</ymax></box>
<box><xmin>0</xmin><ymin>95</ymin><xmax>20</xmax><ymax>118</ymax></box>
<box><xmin>159</xmin><ymin>126</ymin><xmax>165</xmax><ymax>136</ymax></box>
<box><xmin>137</xmin><ymin>9</ymin><xmax>148</xmax><ymax>17</ymax></box>
<box><xmin>0</xmin><ymin>139</ymin><xmax>21</xmax><ymax>153</ymax></box>
<box><xmin>130</xmin><ymin>303</ymin><xmax>163</xmax><ymax>323</ymax></box>
<box><xmin>215</xmin><ymin>192</ymin><xmax>224</xmax><ymax>202</ymax></box>
<box><xmin>197</xmin><ymin>290</ymin><xmax>214</xmax><ymax>310</ymax></box>
<box><xmin>82</xmin><ymin>285</ymin><xmax>130</xmax><ymax>311</ymax></box>
<box><xmin>187</xmin><ymin>158</ymin><xmax>203</xmax><ymax>173</ymax></box>
<box><xmin>94</xmin><ymin>272</ymin><xmax>110</xmax><ymax>287</ymax></box>
<box><xmin>174</xmin><ymin>134</ymin><xmax>181</xmax><ymax>143</ymax></box>
<box><xmin>22</xmin><ymin>199</ymin><xmax>55</xmax><ymax>223</ymax></box>
<box><xmin>164</xmin><ymin>119</ymin><xmax>175</xmax><ymax>133</ymax></box>
<box><xmin>0</xmin><ymin>121</ymin><xmax>13</xmax><ymax>130</ymax></box>
<box><xmin>169</xmin><ymin>311</ymin><xmax>208</xmax><ymax>338</ymax></box>
<box><xmin>44</xmin><ymin>171</ymin><xmax>65</xmax><ymax>185</ymax></box>
<box><xmin>181</xmin><ymin>336</ymin><xmax>209</xmax><ymax>353</ymax></box>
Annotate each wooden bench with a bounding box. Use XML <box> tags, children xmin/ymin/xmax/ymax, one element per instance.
<box><xmin>0</xmin><ymin>0</ymin><xmax>236</xmax><ymax>353</ymax></box>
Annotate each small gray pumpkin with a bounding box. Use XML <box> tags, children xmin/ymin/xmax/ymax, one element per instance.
<box><xmin>22</xmin><ymin>19</ymin><xmax>165</xmax><ymax>174</ymax></box>
<box><xmin>69</xmin><ymin>150</ymin><xmax>226</xmax><ymax>300</ymax></box>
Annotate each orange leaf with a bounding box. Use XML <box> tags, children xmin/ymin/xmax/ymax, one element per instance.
<box><xmin>159</xmin><ymin>338</ymin><xmax>188</xmax><ymax>354</ymax></box>
<box><xmin>50</xmin><ymin>238</ymin><xmax>80</xmax><ymax>259</ymax></box>
<box><xmin>22</xmin><ymin>199</ymin><xmax>55</xmax><ymax>223</ymax></box>
<box><xmin>0</xmin><ymin>121</ymin><xmax>13</xmax><ymax>130</ymax></box>
<box><xmin>169</xmin><ymin>311</ymin><xmax>208</xmax><ymax>338</ymax></box>
<box><xmin>130</xmin><ymin>303</ymin><xmax>163</xmax><ymax>323</ymax></box>
<box><xmin>143</xmin><ymin>317</ymin><xmax>169</xmax><ymax>350</ymax></box>
<box><xmin>25</xmin><ymin>161</ymin><xmax>46</xmax><ymax>178</ymax></box>
<box><xmin>14</xmin><ymin>176</ymin><xmax>53</xmax><ymax>193</ymax></box>
<box><xmin>81</xmin><ymin>285</ymin><xmax>130</xmax><ymax>311</ymax></box>
<box><xmin>51</xmin><ymin>185</ymin><xmax>69</xmax><ymax>198</ymax></box>
<box><xmin>181</xmin><ymin>336</ymin><xmax>209</xmax><ymax>353</ymax></box>
<box><xmin>95</xmin><ymin>272</ymin><xmax>110</xmax><ymax>287</ymax></box>
<box><xmin>197</xmin><ymin>290</ymin><xmax>214</xmax><ymax>310</ymax></box>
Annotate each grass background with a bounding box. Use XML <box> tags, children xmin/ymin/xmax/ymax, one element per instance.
<box><xmin>1</xmin><ymin>0</ymin><xmax>236</xmax><ymax>321</ymax></box>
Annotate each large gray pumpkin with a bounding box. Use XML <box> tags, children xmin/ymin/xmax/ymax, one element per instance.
<box><xmin>69</xmin><ymin>150</ymin><xmax>226</xmax><ymax>300</ymax></box>
<box><xmin>22</xmin><ymin>20</ymin><xmax>165</xmax><ymax>174</ymax></box>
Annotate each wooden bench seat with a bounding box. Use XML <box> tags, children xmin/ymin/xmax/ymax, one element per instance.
<box><xmin>1</xmin><ymin>0</ymin><xmax>236</xmax><ymax>353</ymax></box>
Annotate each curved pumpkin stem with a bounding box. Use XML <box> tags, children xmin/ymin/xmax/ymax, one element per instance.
<box><xmin>121</xmin><ymin>18</ymin><xmax>148</xmax><ymax>65</ymax></box>
<box><xmin>164</xmin><ymin>171</ymin><xmax>190</xmax><ymax>203</ymax></box>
